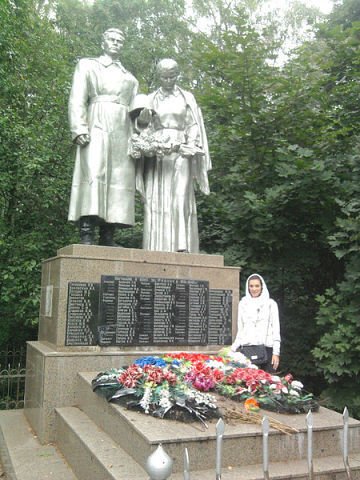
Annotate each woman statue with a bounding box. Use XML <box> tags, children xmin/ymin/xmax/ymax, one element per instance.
<box><xmin>229</xmin><ymin>274</ymin><xmax>281</xmax><ymax>373</ymax></box>
<box><xmin>132</xmin><ymin>59</ymin><xmax>211</xmax><ymax>253</ymax></box>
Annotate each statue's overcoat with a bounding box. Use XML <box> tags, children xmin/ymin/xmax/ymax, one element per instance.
<box><xmin>68</xmin><ymin>55</ymin><xmax>138</xmax><ymax>224</ymax></box>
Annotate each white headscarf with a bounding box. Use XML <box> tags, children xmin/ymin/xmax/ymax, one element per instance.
<box><xmin>242</xmin><ymin>273</ymin><xmax>271</xmax><ymax>321</ymax></box>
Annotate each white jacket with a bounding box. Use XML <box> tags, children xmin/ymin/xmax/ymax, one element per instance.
<box><xmin>230</xmin><ymin>274</ymin><xmax>281</xmax><ymax>356</ymax></box>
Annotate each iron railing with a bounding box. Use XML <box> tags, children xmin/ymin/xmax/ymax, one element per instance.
<box><xmin>0</xmin><ymin>346</ymin><xmax>26</xmax><ymax>410</ymax></box>
<box><xmin>146</xmin><ymin>408</ymin><xmax>355</xmax><ymax>480</ymax></box>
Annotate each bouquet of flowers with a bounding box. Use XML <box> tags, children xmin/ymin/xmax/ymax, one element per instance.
<box><xmin>128</xmin><ymin>131</ymin><xmax>181</xmax><ymax>160</ymax></box>
<box><xmin>92</xmin><ymin>352</ymin><xmax>318</xmax><ymax>426</ymax></box>
<box><xmin>92</xmin><ymin>354</ymin><xmax>220</xmax><ymax>427</ymax></box>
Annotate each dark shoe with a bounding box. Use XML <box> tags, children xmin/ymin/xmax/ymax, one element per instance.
<box><xmin>79</xmin><ymin>216</ymin><xmax>94</xmax><ymax>245</ymax></box>
<box><xmin>99</xmin><ymin>223</ymin><xmax>120</xmax><ymax>247</ymax></box>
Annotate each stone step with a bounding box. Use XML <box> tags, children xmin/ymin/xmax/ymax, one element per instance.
<box><xmin>77</xmin><ymin>371</ymin><xmax>360</xmax><ymax>474</ymax></box>
<box><xmin>55</xmin><ymin>406</ymin><xmax>148</xmax><ymax>480</ymax></box>
<box><xmin>169</xmin><ymin>453</ymin><xmax>360</xmax><ymax>480</ymax></box>
<box><xmin>1</xmin><ymin>408</ymin><xmax>359</xmax><ymax>480</ymax></box>
<box><xmin>0</xmin><ymin>410</ymin><xmax>77</xmax><ymax>480</ymax></box>
<box><xmin>55</xmin><ymin>405</ymin><xmax>360</xmax><ymax>480</ymax></box>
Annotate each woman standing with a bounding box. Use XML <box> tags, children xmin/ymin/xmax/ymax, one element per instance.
<box><xmin>230</xmin><ymin>274</ymin><xmax>281</xmax><ymax>373</ymax></box>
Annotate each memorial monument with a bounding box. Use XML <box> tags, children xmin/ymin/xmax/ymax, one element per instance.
<box><xmin>23</xmin><ymin>32</ymin><xmax>240</xmax><ymax>445</ymax></box>
<box><xmin>1</xmin><ymin>30</ymin><xmax>359</xmax><ymax>480</ymax></box>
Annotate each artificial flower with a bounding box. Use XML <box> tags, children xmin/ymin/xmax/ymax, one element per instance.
<box><xmin>244</xmin><ymin>398</ymin><xmax>260</xmax><ymax>411</ymax></box>
<box><xmin>291</xmin><ymin>380</ymin><xmax>304</xmax><ymax>390</ymax></box>
<box><xmin>92</xmin><ymin>352</ymin><xmax>318</xmax><ymax>422</ymax></box>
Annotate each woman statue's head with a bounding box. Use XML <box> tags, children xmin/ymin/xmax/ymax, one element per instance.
<box><xmin>156</xmin><ymin>58</ymin><xmax>179</xmax><ymax>92</ymax></box>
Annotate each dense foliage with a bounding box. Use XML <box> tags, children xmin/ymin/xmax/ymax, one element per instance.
<box><xmin>0</xmin><ymin>0</ymin><xmax>359</xmax><ymax>417</ymax></box>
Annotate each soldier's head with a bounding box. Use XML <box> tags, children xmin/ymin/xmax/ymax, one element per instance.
<box><xmin>156</xmin><ymin>59</ymin><xmax>179</xmax><ymax>92</ymax></box>
<box><xmin>102</xmin><ymin>28</ymin><xmax>124</xmax><ymax>59</ymax></box>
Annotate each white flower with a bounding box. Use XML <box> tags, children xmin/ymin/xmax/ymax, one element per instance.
<box><xmin>271</xmin><ymin>375</ymin><xmax>281</xmax><ymax>383</ymax></box>
<box><xmin>96</xmin><ymin>370</ymin><xmax>123</xmax><ymax>383</ymax></box>
<box><xmin>188</xmin><ymin>389</ymin><xmax>217</xmax><ymax>409</ymax></box>
<box><xmin>159</xmin><ymin>388</ymin><xmax>172</xmax><ymax>410</ymax></box>
<box><xmin>206</xmin><ymin>360</ymin><xmax>226</xmax><ymax>371</ymax></box>
<box><xmin>270</xmin><ymin>384</ymin><xmax>277</xmax><ymax>390</ymax></box>
<box><xmin>140</xmin><ymin>387</ymin><xmax>152</xmax><ymax>414</ymax></box>
<box><xmin>289</xmin><ymin>389</ymin><xmax>300</xmax><ymax>397</ymax></box>
<box><xmin>291</xmin><ymin>380</ymin><xmax>304</xmax><ymax>390</ymax></box>
<box><xmin>228</xmin><ymin>351</ymin><xmax>248</xmax><ymax>363</ymax></box>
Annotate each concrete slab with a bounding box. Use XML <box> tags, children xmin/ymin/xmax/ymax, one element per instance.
<box><xmin>56</xmin><ymin>244</ymin><xmax>226</xmax><ymax>267</ymax></box>
<box><xmin>78</xmin><ymin>371</ymin><xmax>360</xmax><ymax>474</ymax></box>
<box><xmin>0</xmin><ymin>410</ymin><xmax>77</xmax><ymax>480</ymax></box>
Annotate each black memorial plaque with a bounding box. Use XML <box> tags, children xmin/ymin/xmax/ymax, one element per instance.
<box><xmin>97</xmin><ymin>276</ymin><xmax>118</xmax><ymax>346</ymax></box>
<box><xmin>153</xmin><ymin>278</ymin><xmax>179</xmax><ymax>345</ymax></box>
<box><xmin>66</xmin><ymin>276</ymin><xmax>232</xmax><ymax>347</ymax></box>
<box><xmin>98</xmin><ymin>275</ymin><xmax>209</xmax><ymax>346</ymax></box>
<box><xmin>66</xmin><ymin>282</ymin><xmax>99</xmax><ymax>346</ymax></box>
<box><xmin>116</xmin><ymin>276</ymin><xmax>154</xmax><ymax>345</ymax></box>
<box><xmin>208</xmin><ymin>289</ymin><xmax>232</xmax><ymax>345</ymax></box>
<box><xmin>188</xmin><ymin>280</ymin><xmax>209</xmax><ymax>345</ymax></box>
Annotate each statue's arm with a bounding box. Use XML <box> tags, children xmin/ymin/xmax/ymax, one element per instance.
<box><xmin>68</xmin><ymin>59</ymin><xmax>91</xmax><ymax>143</ymax></box>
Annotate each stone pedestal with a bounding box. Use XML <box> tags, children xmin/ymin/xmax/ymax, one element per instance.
<box><xmin>24</xmin><ymin>245</ymin><xmax>240</xmax><ymax>443</ymax></box>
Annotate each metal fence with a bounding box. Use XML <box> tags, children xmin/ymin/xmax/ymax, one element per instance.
<box><xmin>146</xmin><ymin>409</ymin><xmax>354</xmax><ymax>480</ymax></box>
<box><xmin>0</xmin><ymin>346</ymin><xmax>27</xmax><ymax>410</ymax></box>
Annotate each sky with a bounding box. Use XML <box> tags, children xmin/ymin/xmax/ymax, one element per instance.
<box><xmin>271</xmin><ymin>0</ymin><xmax>334</xmax><ymax>14</ymax></box>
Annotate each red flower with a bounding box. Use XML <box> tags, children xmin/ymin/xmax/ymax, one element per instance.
<box><xmin>224</xmin><ymin>368</ymin><xmax>272</xmax><ymax>390</ymax></box>
<box><xmin>143</xmin><ymin>365</ymin><xmax>165</xmax><ymax>385</ymax></box>
<box><xmin>118</xmin><ymin>365</ymin><xmax>143</xmax><ymax>388</ymax></box>
<box><xmin>212</xmin><ymin>369</ymin><xmax>225</xmax><ymax>382</ymax></box>
<box><xmin>163</xmin><ymin>370</ymin><xmax>177</xmax><ymax>386</ymax></box>
<box><xmin>163</xmin><ymin>352</ymin><xmax>224</xmax><ymax>363</ymax></box>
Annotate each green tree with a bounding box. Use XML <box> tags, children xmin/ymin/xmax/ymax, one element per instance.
<box><xmin>310</xmin><ymin>0</ymin><xmax>360</xmax><ymax>418</ymax></box>
<box><xmin>0</xmin><ymin>0</ymin><xmax>77</xmax><ymax>344</ymax></box>
<box><xmin>188</xmin><ymin>2</ymin><xmax>344</xmax><ymax>392</ymax></box>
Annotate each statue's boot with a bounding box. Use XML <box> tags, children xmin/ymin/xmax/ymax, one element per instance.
<box><xmin>99</xmin><ymin>223</ymin><xmax>120</xmax><ymax>247</ymax></box>
<box><xmin>79</xmin><ymin>216</ymin><xmax>94</xmax><ymax>245</ymax></box>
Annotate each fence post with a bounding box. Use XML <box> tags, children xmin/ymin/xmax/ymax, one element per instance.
<box><xmin>262</xmin><ymin>416</ymin><xmax>270</xmax><ymax>480</ymax></box>
<box><xmin>146</xmin><ymin>443</ymin><xmax>173</xmax><ymax>480</ymax></box>
<box><xmin>184</xmin><ymin>447</ymin><xmax>190</xmax><ymax>480</ymax></box>
<box><xmin>306</xmin><ymin>410</ymin><xmax>314</xmax><ymax>480</ymax></box>
<box><xmin>343</xmin><ymin>407</ymin><xmax>354</xmax><ymax>480</ymax></box>
<box><xmin>215</xmin><ymin>417</ymin><xmax>225</xmax><ymax>480</ymax></box>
